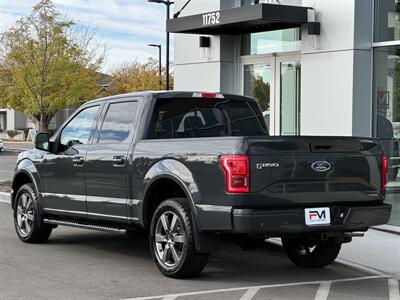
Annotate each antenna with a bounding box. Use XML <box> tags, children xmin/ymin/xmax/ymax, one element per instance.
<box><xmin>173</xmin><ymin>0</ymin><xmax>192</xmax><ymax>18</ymax></box>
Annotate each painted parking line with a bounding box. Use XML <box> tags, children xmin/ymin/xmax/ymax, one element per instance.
<box><xmin>0</xmin><ymin>199</ymin><xmax>10</xmax><ymax>204</ymax></box>
<box><xmin>238</xmin><ymin>287</ymin><xmax>260</xmax><ymax>300</ymax></box>
<box><xmin>121</xmin><ymin>275</ymin><xmax>385</xmax><ymax>300</ymax></box>
<box><xmin>314</xmin><ymin>282</ymin><xmax>331</xmax><ymax>300</ymax></box>
<box><xmin>389</xmin><ymin>279</ymin><xmax>400</xmax><ymax>300</ymax></box>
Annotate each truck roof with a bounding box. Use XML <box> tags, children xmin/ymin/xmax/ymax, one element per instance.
<box><xmin>85</xmin><ymin>91</ymin><xmax>256</xmax><ymax>105</ymax></box>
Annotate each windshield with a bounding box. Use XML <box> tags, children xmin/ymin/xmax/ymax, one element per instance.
<box><xmin>147</xmin><ymin>98</ymin><xmax>269</xmax><ymax>139</ymax></box>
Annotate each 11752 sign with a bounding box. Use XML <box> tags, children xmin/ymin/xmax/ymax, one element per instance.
<box><xmin>202</xmin><ymin>12</ymin><xmax>220</xmax><ymax>26</ymax></box>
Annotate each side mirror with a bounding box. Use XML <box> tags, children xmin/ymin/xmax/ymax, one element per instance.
<box><xmin>35</xmin><ymin>133</ymin><xmax>49</xmax><ymax>151</ymax></box>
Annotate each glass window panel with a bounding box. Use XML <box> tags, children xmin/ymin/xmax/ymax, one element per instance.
<box><xmin>243</xmin><ymin>64</ymin><xmax>271</xmax><ymax>130</ymax></box>
<box><xmin>60</xmin><ymin>106</ymin><xmax>99</xmax><ymax>150</ymax></box>
<box><xmin>147</xmin><ymin>98</ymin><xmax>268</xmax><ymax>139</ymax></box>
<box><xmin>374</xmin><ymin>0</ymin><xmax>400</xmax><ymax>42</ymax></box>
<box><xmin>98</xmin><ymin>101</ymin><xmax>138</xmax><ymax>143</ymax></box>
<box><xmin>280</xmin><ymin>62</ymin><xmax>301</xmax><ymax>135</ymax></box>
<box><xmin>373</xmin><ymin>45</ymin><xmax>400</xmax><ymax>225</ymax></box>
<box><xmin>242</xmin><ymin>29</ymin><xmax>301</xmax><ymax>55</ymax></box>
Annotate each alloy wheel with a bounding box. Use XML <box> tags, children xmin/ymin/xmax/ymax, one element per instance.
<box><xmin>154</xmin><ymin>211</ymin><xmax>186</xmax><ymax>267</ymax></box>
<box><xmin>16</xmin><ymin>193</ymin><xmax>34</xmax><ymax>237</ymax></box>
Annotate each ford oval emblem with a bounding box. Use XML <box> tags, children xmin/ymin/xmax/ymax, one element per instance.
<box><xmin>311</xmin><ymin>161</ymin><xmax>332</xmax><ymax>172</ymax></box>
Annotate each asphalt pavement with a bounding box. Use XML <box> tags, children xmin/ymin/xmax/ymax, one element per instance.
<box><xmin>0</xmin><ymin>151</ymin><xmax>18</xmax><ymax>182</ymax></box>
<box><xmin>0</xmin><ymin>202</ymin><xmax>399</xmax><ymax>300</ymax></box>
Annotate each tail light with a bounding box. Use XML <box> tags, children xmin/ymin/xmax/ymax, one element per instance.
<box><xmin>221</xmin><ymin>155</ymin><xmax>250</xmax><ymax>193</ymax></box>
<box><xmin>381</xmin><ymin>154</ymin><xmax>389</xmax><ymax>190</ymax></box>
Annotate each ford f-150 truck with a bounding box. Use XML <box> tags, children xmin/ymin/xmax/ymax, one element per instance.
<box><xmin>11</xmin><ymin>91</ymin><xmax>391</xmax><ymax>278</ymax></box>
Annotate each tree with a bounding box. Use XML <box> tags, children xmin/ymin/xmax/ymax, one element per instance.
<box><xmin>251</xmin><ymin>75</ymin><xmax>270</xmax><ymax>112</ymax></box>
<box><xmin>0</xmin><ymin>0</ymin><xmax>105</xmax><ymax>132</ymax></box>
<box><xmin>107</xmin><ymin>58</ymin><xmax>173</xmax><ymax>95</ymax></box>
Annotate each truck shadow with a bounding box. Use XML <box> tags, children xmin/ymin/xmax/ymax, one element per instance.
<box><xmin>47</xmin><ymin>228</ymin><xmax>370</xmax><ymax>284</ymax></box>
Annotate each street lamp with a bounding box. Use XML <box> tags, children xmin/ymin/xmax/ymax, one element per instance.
<box><xmin>148</xmin><ymin>0</ymin><xmax>173</xmax><ymax>91</ymax></box>
<box><xmin>148</xmin><ymin>44</ymin><xmax>162</xmax><ymax>88</ymax></box>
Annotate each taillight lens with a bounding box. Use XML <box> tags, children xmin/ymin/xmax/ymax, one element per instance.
<box><xmin>221</xmin><ymin>155</ymin><xmax>249</xmax><ymax>193</ymax></box>
<box><xmin>381</xmin><ymin>154</ymin><xmax>389</xmax><ymax>190</ymax></box>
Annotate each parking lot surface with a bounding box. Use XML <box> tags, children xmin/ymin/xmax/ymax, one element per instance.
<box><xmin>0</xmin><ymin>151</ymin><xmax>18</xmax><ymax>182</ymax></box>
<box><xmin>0</xmin><ymin>202</ymin><xmax>399</xmax><ymax>300</ymax></box>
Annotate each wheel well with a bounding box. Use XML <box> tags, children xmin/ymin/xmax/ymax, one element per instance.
<box><xmin>144</xmin><ymin>178</ymin><xmax>187</xmax><ymax>229</ymax></box>
<box><xmin>12</xmin><ymin>172</ymin><xmax>32</xmax><ymax>208</ymax></box>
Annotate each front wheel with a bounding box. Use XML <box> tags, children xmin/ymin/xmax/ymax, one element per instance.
<box><xmin>149</xmin><ymin>198</ymin><xmax>209</xmax><ymax>278</ymax></box>
<box><xmin>282</xmin><ymin>237</ymin><xmax>341</xmax><ymax>268</ymax></box>
<box><xmin>14</xmin><ymin>184</ymin><xmax>52</xmax><ymax>243</ymax></box>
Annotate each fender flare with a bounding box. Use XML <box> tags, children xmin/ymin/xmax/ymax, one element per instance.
<box><xmin>12</xmin><ymin>159</ymin><xmax>42</xmax><ymax>209</ymax></box>
<box><xmin>141</xmin><ymin>158</ymin><xmax>202</xmax><ymax>226</ymax></box>
<box><xmin>141</xmin><ymin>159</ymin><xmax>220</xmax><ymax>253</ymax></box>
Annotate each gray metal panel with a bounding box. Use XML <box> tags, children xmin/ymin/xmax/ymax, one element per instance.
<box><xmin>167</xmin><ymin>3</ymin><xmax>309</xmax><ymax>35</ymax></box>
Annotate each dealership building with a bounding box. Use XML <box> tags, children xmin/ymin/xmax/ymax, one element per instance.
<box><xmin>169</xmin><ymin>0</ymin><xmax>400</xmax><ymax>226</ymax></box>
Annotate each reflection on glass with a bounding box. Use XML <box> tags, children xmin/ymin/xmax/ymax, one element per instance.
<box><xmin>374</xmin><ymin>45</ymin><xmax>400</xmax><ymax>225</ymax></box>
<box><xmin>98</xmin><ymin>102</ymin><xmax>137</xmax><ymax>143</ymax></box>
<box><xmin>60</xmin><ymin>106</ymin><xmax>99</xmax><ymax>148</ymax></box>
<box><xmin>242</xmin><ymin>29</ymin><xmax>301</xmax><ymax>55</ymax></box>
<box><xmin>374</xmin><ymin>0</ymin><xmax>400</xmax><ymax>42</ymax></box>
<box><xmin>280</xmin><ymin>62</ymin><xmax>301</xmax><ymax>135</ymax></box>
<box><xmin>243</xmin><ymin>64</ymin><xmax>271</xmax><ymax>129</ymax></box>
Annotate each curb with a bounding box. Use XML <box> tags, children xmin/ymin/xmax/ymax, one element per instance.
<box><xmin>373</xmin><ymin>225</ymin><xmax>400</xmax><ymax>236</ymax></box>
<box><xmin>0</xmin><ymin>192</ymin><xmax>11</xmax><ymax>204</ymax></box>
<box><xmin>4</xmin><ymin>148</ymin><xmax>25</xmax><ymax>153</ymax></box>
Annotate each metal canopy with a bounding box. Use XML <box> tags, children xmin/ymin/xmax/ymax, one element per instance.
<box><xmin>167</xmin><ymin>3</ymin><xmax>310</xmax><ymax>35</ymax></box>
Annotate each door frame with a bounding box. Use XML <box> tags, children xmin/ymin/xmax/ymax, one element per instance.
<box><xmin>239</xmin><ymin>52</ymin><xmax>301</xmax><ymax>135</ymax></box>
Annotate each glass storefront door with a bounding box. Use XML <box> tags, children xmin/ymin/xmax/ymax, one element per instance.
<box><xmin>279</xmin><ymin>60</ymin><xmax>301</xmax><ymax>136</ymax></box>
<box><xmin>241</xmin><ymin>55</ymin><xmax>301</xmax><ymax>135</ymax></box>
<box><xmin>243</xmin><ymin>63</ymin><xmax>272</xmax><ymax>130</ymax></box>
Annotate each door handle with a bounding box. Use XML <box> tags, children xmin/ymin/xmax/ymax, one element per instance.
<box><xmin>73</xmin><ymin>155</ymin><xmax>85</xmax><ymax>167</ymax></box>
<box><xmin>113</xmin><ymin>156</ymin><xmax>126</xmax><ymax>167</ymax></box>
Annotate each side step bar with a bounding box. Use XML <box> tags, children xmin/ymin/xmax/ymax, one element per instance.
<box><xmin>44</xmin><ymin>218</ymin><xmax>126</xmax><ymax>233</ymax></box>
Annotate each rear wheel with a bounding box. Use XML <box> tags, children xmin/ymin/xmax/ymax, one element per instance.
<box><xmin>14</xmin><ymin>184</ymin><xmax>52</xmax><ymax>243</ymax></box>
<box><xmin>282</xmin><ymin>237</ymin><xmax>341</xmax><ymax>268</ymax></box>
<box><xmin>149</xmin><ymin>198</ymin><xmax>209</xmax><ymax>278</ymax></box>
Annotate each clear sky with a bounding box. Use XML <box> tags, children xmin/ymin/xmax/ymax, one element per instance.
<box><xmin>0</xmin><ymin>0</ymin><xmax>170</xmax><ymax>73</ymax></box>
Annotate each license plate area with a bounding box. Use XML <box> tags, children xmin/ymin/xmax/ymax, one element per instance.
<box><xmin>305</xmin><ymin>207</ymin><xmax>331</xmax><ymax>226</ymax></box>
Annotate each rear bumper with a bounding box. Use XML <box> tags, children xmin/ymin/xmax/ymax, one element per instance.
<box><xmin>231</xmin><ymin>204</ymin><xmax>392</xmax><ymax>234</ymax></box>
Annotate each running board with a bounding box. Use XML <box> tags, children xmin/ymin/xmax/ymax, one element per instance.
<box><xmin>44</xmin><ymin>218</ymin><xmax>127</xmax><ymax>233</ymax></box>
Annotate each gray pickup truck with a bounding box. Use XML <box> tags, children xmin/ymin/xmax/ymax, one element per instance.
<box><xmin>11</xmin><ymin>91</ymin><xmax>391</xmax><ymax>278</ymax></box>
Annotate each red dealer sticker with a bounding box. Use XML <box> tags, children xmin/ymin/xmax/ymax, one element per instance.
<box><xmin>305</xmin><ymin>207</ymin><xmax>331</xmax><ymax>226</ymax></box>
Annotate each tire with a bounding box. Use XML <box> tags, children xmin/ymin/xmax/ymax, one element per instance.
<box><xmin>149</xmin><ymin>198</ymin><xmax>209</xmax><ymax>278</ymax></box>
<box><xmin>13</xmin><ymin>183</ymin><xmax>52</xmax><ymax>243</ymax></box>
<box><xmin>282</xmin><ymin>237</ymin><xmax>341</xmax><ymax>268</ymax></box>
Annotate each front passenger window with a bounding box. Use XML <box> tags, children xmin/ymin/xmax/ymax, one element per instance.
<box><xmin>59</xmin><ymin>106</ymin><xmax>99</xmax><ymax>152</ymax></box>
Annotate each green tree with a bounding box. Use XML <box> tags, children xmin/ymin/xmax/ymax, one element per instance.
<box><xmin>0</xmin><ymin>0</ymin><xmax>105</xmax><ymax>132</ymax></box>
<box><xmin>251</xmin><ymin>75</ymin><xmax>270</xmax><ymax>112</ymax></box>
<box><xmin>107</xmin><ymin>57</ymin><xmax>173</xmax><ymax>95</ymax></box>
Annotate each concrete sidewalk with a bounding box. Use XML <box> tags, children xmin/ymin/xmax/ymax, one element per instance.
<box><xmin>3</xmin><ymin>141</ymin><xmax>33</xmax><ymax>152</ymax></box>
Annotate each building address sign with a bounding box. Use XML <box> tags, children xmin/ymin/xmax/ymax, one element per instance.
<box><xmin>202</xmin><ymin>12</ymin><xmax>220</xmax><ymax>26</ymax></box>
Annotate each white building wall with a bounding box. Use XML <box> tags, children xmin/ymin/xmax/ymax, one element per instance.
<box><xmin>174</xmin><ymin>0</ymin><xmax>374</xmax><ymax>137</ymax></box>
<box><xmin>174</xmin><ymin>0</ymin><xmax>227</xmax><ymax>92</ymax></box>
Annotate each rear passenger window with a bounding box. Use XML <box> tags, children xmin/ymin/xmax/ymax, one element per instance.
<box><xmin>98</xmin><ymin>101</ymin><xmax>138</xmax><ymax>143</ymax></box>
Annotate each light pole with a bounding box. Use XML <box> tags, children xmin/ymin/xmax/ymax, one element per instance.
<box><xmin>148</xmin><ymin>0</ymin><xmax>173</xmax><ymax>91</ymax></box>
<box><xmin>148</xmin><ymin>44</ymin><xmax>162</xmax><ymax>88</ymax></box>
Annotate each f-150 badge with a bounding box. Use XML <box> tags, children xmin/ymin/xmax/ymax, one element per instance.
<box><xmin>256</xmin><ymin>163</ymin><xmax>280</xmax><ymax>169</ymax></box>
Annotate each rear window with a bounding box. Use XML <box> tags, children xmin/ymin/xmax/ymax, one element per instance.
<box><xmin>147</xmin><ymin>98</ymin><xmax>268</xmax><ymax>139</ymax></box>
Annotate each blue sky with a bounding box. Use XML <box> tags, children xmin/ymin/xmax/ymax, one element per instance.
<box><xmin>0</xmin><ymin>0</ymin><xmax>170</xmax><ymax>73</ymax></box>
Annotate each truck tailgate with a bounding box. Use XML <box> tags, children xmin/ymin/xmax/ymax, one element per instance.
<box><xmin>248</xmin><ymin>137</ymin><xmax>384</xmax><ymax>206</ymax></box>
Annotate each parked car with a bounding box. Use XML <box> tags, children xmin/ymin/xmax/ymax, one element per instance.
<box><xmin>0</xmin><ymin>139</ymin><xmax>3</xmax><ymax>153</ymax></box>
<box><xmin>11</xmin><ymin>91</ymin><xmax>391</xmax><ymax>278</ymax></box>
